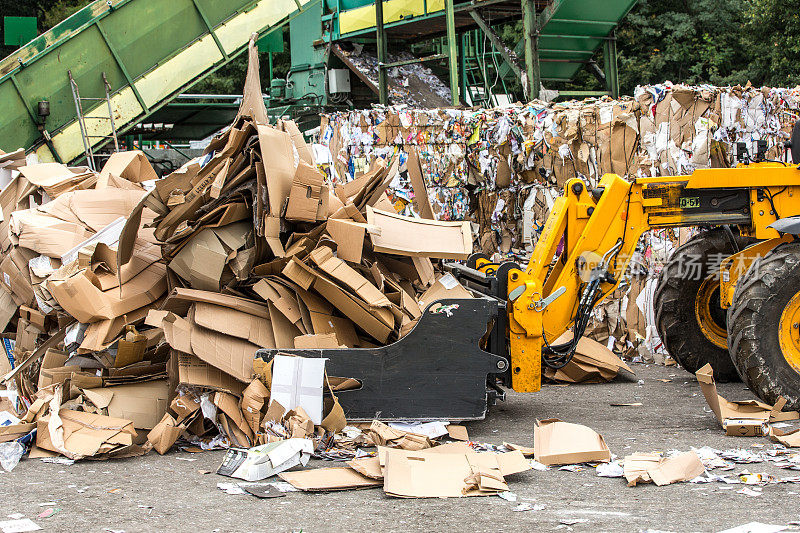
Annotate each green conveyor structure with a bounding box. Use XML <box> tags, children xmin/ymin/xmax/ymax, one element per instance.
<box><xmin>0</xmin><ymin>0</ymin><xmax>319</xmax><ymax>164</ymax></box>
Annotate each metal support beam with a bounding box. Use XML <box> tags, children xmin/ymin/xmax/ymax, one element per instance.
<box><xmin>189</xmin><ymin>0</ymin><xmax>229</xmax><ymax>61</ymax></box>
<box><xmin>375</xmin><ymin>0</ymin><xmax>388</xmax><ymax>105</ymax></box>
<box><xmin>468</xmin><ymin>10</ymin><xmax>523</xmax><ymax>80</ymax></box>
<box><xmin>445</xmin><ymin>0</ymin><xmax>459</xmax><ymax>105</ymax></box>
<box><xmin>603</xmin><ymin>30</ymin><xmax>619</xmax><ymax>98</ymax></box>
<box><xmin>521</xmin><ymin>0</ymin><xmax>539</xmax><ymax>101</ymax></box>
<box><xmin>382</xmin><ymin>53</ymin><xmax>447</xmax><ymax>69</ymax></box>
<box><xmin>588</xmin><ymin>60</ymin><xmax>606</xmax><ymax>85</ymax></box>
<box><xmin>95</xmin><ymin>21</ymin><xmax>149</xmax><ymax>114</ymax></box>
<box><xmin>459</xmin><ymin>32</ymin><xmax>468</xmax><ymax>106</ymax></box>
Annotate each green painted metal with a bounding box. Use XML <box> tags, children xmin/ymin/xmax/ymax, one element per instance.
<box><xmin>3</xmin><ymin>17</ymin><xmax>38</xmax><ymax>47</ymax></box>
<box><xmin>376</xmin><ymin>0</ymin><xmax>389</xmax><ymax>105</ymax></box>
<box><xmin>536</xmin><ymin>0</ymin><xmax>636</xmax><ymax>81</ymax></box>
<box><xmin>0</xmin><ymin>0</ymin><xmax>318</xmax><ymax>161</ymax></box>
<box><xmin>258</xmin><ymin>29</ymin><xmax>284</xmax><ymax>53</ymax></box>
<box><xmin>445</xmin><ymin>0</ymin><xmax>459</xmax><ymax>105</ymax></box>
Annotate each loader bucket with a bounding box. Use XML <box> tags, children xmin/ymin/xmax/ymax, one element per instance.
<box><xmin>255</xmin><ymin>298</ymin><xmax>506</xmax><ymax>421</ymax></box>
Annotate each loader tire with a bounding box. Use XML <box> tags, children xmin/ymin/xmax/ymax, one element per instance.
<box><xmin>728</xmin><ymin>242</ymin><xmax>800</xmax><ymax>409</ymax></box>
<box><xmin>654</xmin><ymin>228</ymin><xmax>753</xmax><ymax>382</ymax></box>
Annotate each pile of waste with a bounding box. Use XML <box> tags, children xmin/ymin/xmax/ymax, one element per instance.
<box><xmin>0</xmin><ymin>36</ymin><xmax>490</xmax><ymax>466</ymax></box>
<box><xmin>318</xmin><ymin>84</ymin><xmax>800</xmax><ymax>361</ymax></box>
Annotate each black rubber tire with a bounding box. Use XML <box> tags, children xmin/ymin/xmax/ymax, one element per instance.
<box><xmin>727</xmin><ymin>242</ymin><xmax>800</xmax><ymax>409</ymax></box>
<box><xmin>654</xmin><ymin>228</ymin><xmax>754</xmax><ymax>382</ymax></box>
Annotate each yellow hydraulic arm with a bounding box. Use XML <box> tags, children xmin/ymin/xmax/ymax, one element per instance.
<box><xmin>498</xmin><ymin>163</ymin><xmax>800</xmax><ymax>392</ymax></box>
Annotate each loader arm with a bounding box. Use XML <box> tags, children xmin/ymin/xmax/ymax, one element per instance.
<box><xmin>498</xmin><ymin>163</ymin><xmax>800</xmax><ymax>393</ymax></box>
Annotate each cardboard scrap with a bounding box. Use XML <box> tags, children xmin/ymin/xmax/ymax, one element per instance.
<box><xmin>769</xmin><ymin>427</ymin><xmax>800</xmax><ymax>447</ymax></box>
<box><xmin>695</xmin><ymin>364</ymin><xmax>799</xmax><ymax>434</ymax></box>
<box><xmin>623</xmin><ymin>451</ymin><xmax>705</xmax><ymax>487</ymax></box>
<box><xmin>217</xmin><ymin>439</ymin><xmax>313</xmax><ymax>481</ymax></box>
<box><xmin>368</xmin><ymin>420</ymin><xmax>432</xmax><ymax>450</ymax></box>
<box><xmin>545</xmin><ymin>333</ymin><xmax>634</xmax><ymax>384</ymax></box>
<box><xmin>381</xmin><ymin>444</ymin><xmax>529</xmax><ymax>498</ymax></box>
<box><xmin>533</xmin><ymin>419</ymin><xmax>611</xmax><ymax>465</ymax></box>
<box><xmin>279</xmin><ymin>466</ymin><xmax>382</xmax><ymax>491</ymax></box>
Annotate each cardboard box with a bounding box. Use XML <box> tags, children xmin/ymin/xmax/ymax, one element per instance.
<box><xmin>37</xmin><ymin>409</ymin><xmax>136</xmax><ymax>459</ymax></box>
<box><xmin>49</xmin><ymin>261</ymin><xmax>167</xmax><ymax>324</ymax></box>
<box><xmin>168</xmin><ymin>222</ymin><xmax>251</xmax><ymax>291</ymax></box>
<box><xmin>217</xmin><ymin>438</ymin><xmax>313</xmax><ymax>481</ymax></box>
<box><xmin>723</xmin><ymin>418</ymin><xmax>769</xmax><ymax>437</ymax></box>
<box><xmin>271</xmin><ymin>355</ymin><xmax>326</xmax><ymax>425</ymax></box>
<box><xmin>285</xmin><ymin>161</ymin><xmax>329</xmax><ymax>222</ymax></box>
<box><xmin>83</xmin><ymin>380</ymin><xmax>169</xmax><ymax>429</ymax></box>
<box><xmin>366</xmin><ymin>206</ymin><xmax>473</xmax><ymax>260</ymax></box>
<box><xmin>533</xmin><ymin>419</ymin><xmax>611</xmax><ymax>465</ymax></box>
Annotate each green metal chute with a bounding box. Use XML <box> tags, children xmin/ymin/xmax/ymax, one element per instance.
<box><xmin>0</xmin><ymin>0</ymin><xmax>319</xmax><ymax>164</ymax></box>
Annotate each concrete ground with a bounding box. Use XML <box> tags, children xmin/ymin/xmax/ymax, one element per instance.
<box><xmin>2</xmin><ymin>363</ymin><xmax>799</xmax><ymax>533</ymax></box>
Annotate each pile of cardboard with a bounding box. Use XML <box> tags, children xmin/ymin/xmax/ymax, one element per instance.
<box><xmin>320</xmin><ymin>86</ymin><xmax>800</xmax><ymax>362</ymax></box>
<box><xmin>0</xmin><ymin>35</ymin><xmax>481</xmax><ymax>462</ymax></box>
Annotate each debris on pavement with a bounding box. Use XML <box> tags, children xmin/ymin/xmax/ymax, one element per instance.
<box><xmin>622</xmin><ymin>451</ymin><xmax>705</xmax><ymax>487</ymax></box>
<box><xmin>695</xmin><ymin>364</ymin><xmax>799</xmax><ymax>435</ymax></box>
<box><xmin>533</xmin><ymin>419</ymin><xmax>612</xmax><ymax>465</ymax></box>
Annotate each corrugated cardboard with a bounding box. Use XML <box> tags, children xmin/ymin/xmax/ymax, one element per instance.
<box><xmin>382</xmin><ymin>447</ymin><xmax>509</xmax><ymax>498</ymax></box>
<box><xmin>279</xmin><ymin>467</ymin><xmax>382</xmax><ymax>491</ymax></box>
<box><xmin>37</xmin><ymin>409</ymin><xmax>136</xmax><ymax>459</ymax></box>
<box><xmin>369</xmin><ymin>420</ymin><xmax>432</xmax><ymax>450</ymax></box>
<box><xmin>168</xmin><ymin>222</ymin><xmax>250</xmax><ymax>291</ymax></box>
<box><xmin>417</xmin><ymin>273</ymin><xmax>473</xmax><ymax>308</ymax></box>
<box><xmin>214</xmin><ymin>391</ymin><xmax>254</xmax><ymax>447</ymax></box>
<box><xmin>155</xmin><ymin>310</ymin><xmax>257</xmax><ymax>383</ymax></box>
<box><xmin>147</xmin><ymin>413</ymin><xmax>185</xmax><ymax>455</ymax></box>
<box><xmin>271</xmin><ymin>355</ymin><xmax>326</xmax><ymax>425</ymax></box>
<box><xmin>0</xmin><ymin>248</ymin><xmax>35</xmax><ymax>306</ymax></box>
<box><xmin>623</xmin><ymin>451</ymin><xmax>705</xmax><ymax>486</ymax></box>
<box><xmin>176</xmin><ymin>352</ymin><xmax>245</xmax><ymax>396</ymax></box>
<box><xmin>326</xmin><ymin>218</ymin><xmax>367</xmax><ymax>263</ymax></box>
<box><xmin>114</xmin><ymin>326</ymin><xmax>147</xmax><ymax>368</ymax></box>
<box><xmin>312</xmin><ymin>274</ymin><xmax>393</xmax><ymax>343</ymax></box>
<box><xmin>533</xmin><ymin>419</ymin><xmax>611</xmax><ymax>465</ymax></box>
<box><xmin>545</xmin><ymin>333</ymin><xmax>634</xmax><ymax>383</ymax></box>
<box><xmin>695</xmin><ymin>364</ymin><xmax>799</xmax><ymax>427</ymax></box>
<box><xmin>193</xmin><ymin>302</ymin><xmax>274</xmax><ymax>348</ymax></box>
<box><xmin>366</xmin><ymin>206</ymin><xmax>472</xmax><ymax>259</ymax></box>
<box><xmin>241</xmin><ymin>378</ymin><xmax>269</xmax><ymax>434</ymax></box>
<box><xmin>294</xmin><ymin>333</ymin><xmax>341</xmax><ymax>349</ymax></box>
<box><xmin>723</xmin><ymin>418</ymin><xmax>769</xmax><ymax>437</ymax></box>
<box><xmin>347</xmin><ymin>456</ymin><xmax>383</xmax><ymax>479</ymax></box>
<box><xmin>257</xmin><ymin>125</ymin><xmax>296</xmax><ymax>215</ymax></box>
<box><xmin>84</xmin><ymin>380</ymin><xmax>169</xmax><ymax>429</ymax></box>
<box><xmin>309</xmin><ymin>246</ymin><xmax>391</xmax><ymax>308</ymax></box>
<box><xmin>161</xmin><ymin>287</ymin><xmax>270</xmax><ymax>319</ymax></box>
<box><xmin>49</xmin><ymin>261</ymin><xmax>167</xmax><ymax>324</ymax></box>
<box><xmin>770</xmin><ymin>426</ymin><xmax>800</xmax><ymax>447</ymax></box>
<box><xmin>405</xmin><ymin>147</ymin><xmax>435</xmax><ymax>219</ymax></box>
<box><xmin>99</xmin><ymin>151</ymin><xmax>159</xmax><ymax>184</ymax></box>
<box><xmin>285</xmin><ymin>161</ymin><xmax>329</xmax><ymax>222</ymax></box>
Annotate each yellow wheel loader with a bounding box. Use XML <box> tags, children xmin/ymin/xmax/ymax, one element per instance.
<box><xmin>259</xmin><ymin>131</ymin><xmax>800</xmax><ymax>420</ymax></box>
